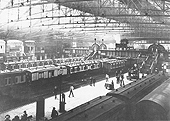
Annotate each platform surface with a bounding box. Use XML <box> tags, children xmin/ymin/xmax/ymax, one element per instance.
<box><xmin>0</xmin><ymin>73</ymin><xmax>136</xmax><ymax>121</ymax></box>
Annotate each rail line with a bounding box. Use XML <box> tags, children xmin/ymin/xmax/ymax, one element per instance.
<box><xmin>51</xmin><ymin>72</ymin><xmax>167</xmax><ymax>121</ymax></box>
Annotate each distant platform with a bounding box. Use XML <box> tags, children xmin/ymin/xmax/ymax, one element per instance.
<box><xmin>0</xmin><ymin>73</ymin><xmax>133</xmax><ymax>121</ymax></box>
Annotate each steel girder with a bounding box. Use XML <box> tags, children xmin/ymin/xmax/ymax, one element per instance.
<box><xmin>3</xmin><ymin>0</ymin><xmax>170</xmax><ymax>40</ymax></box>
<box><xmin>52</xmin><ymin>0</ymin><xmax>170</xmax><ymax>38</ymax></box>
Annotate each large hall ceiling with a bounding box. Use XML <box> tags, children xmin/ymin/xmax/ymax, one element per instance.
<box><xmin>1</xmin><ymin>0</ymin><xmax>170</xmax><ymax>43</ymax></box>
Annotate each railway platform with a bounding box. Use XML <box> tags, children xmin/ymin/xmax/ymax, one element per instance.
<box><xmin>0</xmin><ymin>73</ymin><xmax>140</xmax><ymax>121</ymax></box>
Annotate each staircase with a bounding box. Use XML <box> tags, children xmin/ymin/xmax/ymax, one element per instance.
<box><xmin>84</xmin><ymin>51</ymin><xmax>97</xmax><ymax>60</ymax></box>
<box><xmin>139</xmin><ymin>55</ymin><xmax>149</xmax><ymax>71</ymax></box>
<box><xmin>150</xmin><ymin>53</ymin><xmax>159</xmax><ymax>74</ymax></box>
<box><xmin>140</xmin><ymin>54</ymin><xmax>158</xmax><ymax>74</ymax></box>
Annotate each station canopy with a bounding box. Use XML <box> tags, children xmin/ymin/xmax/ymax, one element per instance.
<box><xmin>0</xmin><ymin>0</ymin><xmax>170</xmax><ymax>43</ymax></box>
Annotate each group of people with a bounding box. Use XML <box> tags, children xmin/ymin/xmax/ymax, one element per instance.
<box><xmin>4</xmin><ymin>111</ymin><xmax>31</xmax><ymax>121</ymax></box>
<box><xmin>116</xmin><ymin>70</ymin><xmax>125</xmax><ymax>87</ymax></box>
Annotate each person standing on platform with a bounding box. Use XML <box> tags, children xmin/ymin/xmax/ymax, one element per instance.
<box><xmin>142</xmin><ymin>73</ymin><xmax>145</xmax><ymax>78</ymax></box>
<box><xmin>111</xmin><ymin>80</ymin><xmax>114</xmax><ymax>90</ymax></box>
<box><xmin>116</xmin><ymin>74</ymin><xmax>120</xmax><ymax>84</ymax></box>
<box><xmin>68</xmin><ymin>85</ymin><xmax>74</xmax><ymax>98</ymax></box>
<box><xmin>121</xmin><ymin>74</ymin><xmax>125</xmax><ymax>86</ymax></box>
<box><xmin>53</xmin><ymin>86</ymin><xmax>58</xmax><ymax>99</ymax></box>
<box><xmin>106</xmin><ymin>74</ymin><xmax>109</xmax><ymax>82</ymax></box>
<box><xmin>115</xmin><ymin>71</ymin><xmax>118</xmax><ymax>77</ymax></box>
<box><xmin>128</xmin><ymin>68</ymin><xmax>131</xmax><ymax>78</ymax></box>
<box><xmin>51</xmin><ymin>107</ymin><xmax>58</xmax><ymax>119</ymax></box>
<box><xmin>89</xmin><ymin>77</ymin><xmax>93</xmax><ymax>86</ymax></box>
<box><xmin>93</xmin><ymin>78</ymin><xmax>96</xmax><ymax>87</ymax></box>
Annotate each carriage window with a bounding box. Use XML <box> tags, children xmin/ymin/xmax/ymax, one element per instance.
<box><xmin>49</xmin><ymin>71</ymin><xmax>52</xmax><ymax>78</ymax></box>
<box><xmin>22</xmin><ymin>75</ymin><xmax>26</xmax><ymax>82</ymax></box>
<box><xmin>32</xmin><ymin>73</ymin><xmax>36</xmax><ymax>81</ymax></box>
<box><xmin>44</xmin><ymin>71</ymin><xmax>48</xmax><ymax>78</ymax></box>
<box><xmin>84</xmin><ymin>66</ymin><xmax>87</xmax><ymax>70</ymax></box>
<box><xmin>91</xmin><ymin>64</ymin><xmax>94</xmax><ymax>69</ymax></box>
<box><xmin>53</xmin><ymin>70</ymin><xmax>58</xmax><ymax>76</ymax></box>
<box><xmin>15</xmin><ymin>77</ymin><xmax>18</xmax><ymax>83</ymax></box>
<box><xmin>12</xmin><ymin>65</ymin><xmax>15</xmax><ymax>70</ymax></box>
<box><xmin>71</xmin><ymin>67</ymin><xmax>75</xmax><ymax>72</ymax></box>
<box><xmin>52</xmin><ymin>71</ymin><xmax>54</xmax><ymax>77</ymax></box>
<box><xmin>39</xmin><ymin>73</ymin><xmax>43</xmax><ymax>79</ymax></box>
<box><xmin>77</xmin><ymin>67</ymin><xmax>80</xmax><ymax>71</ymax></box>
<box><xmin>4</xmin><ymin>78</ymin><xmax>8</xmax><ymax>85</ymax></box>
<box><xmin>19</xmin><ymin>76</ymin><xmax>21</xmax><ymax>82</ymax></box>
<box><xmin>8</xmin><ymin>78</ymin><xmax>11</xmax><ymax>85</ymax></box>
<box><xmin>38</xmin><ymin>73</ymin><xmax>41</xmax><ymax>79</ymax></box>
<box><xmin>15</xmin><ymin>76</ymin><xmax>21</xmax><ymax>83</ymax></box>
<box><xmin>81</xmin><ymin>66</ymin><xmax>83</xmax><ymax>70</ymax></box>
<box><xmin>41</xmin><ymin>72</ymin><xmax>44</xmax><ymax>78</ymax></box>
<box><xmin>74</xmin><ymin>67</ymin><xmax>77</xmax><ymax>72</ymax></box>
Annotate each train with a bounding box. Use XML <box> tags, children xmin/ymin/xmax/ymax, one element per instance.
<box><xmin>0</xmin><ymin>57</ymin><xmax>137</xmax><ymax>97</ymax></box>
<box><xmin>4</xmin><ymin>57</ymin><xmax>84</xmax><ymax>71</ymax></box>
<box><xmin>135</xmin><ymin>77</ymin><xmax>170</xmax><ymax>121</ymax></box>
<box><xmin>52</xmin><ymin>72</ymin><xmax>166</xmax><ymax>121</ymax></box>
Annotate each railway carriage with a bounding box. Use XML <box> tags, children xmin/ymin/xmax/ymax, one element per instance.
<box><xmin>0</xmin><ymin>70</ymin><xmax>30</xmax><ymax>95</ymax></box>
<box><xmin>0</xmin><ymin>70</ymin><xmax>28</xmax><ymax>87</ymax></box>
<box><xmin>66</xmin><ymin>60</ymin><xmax>101</xmax><ymax>75</ymax></box>
<box><xmin>103</xmin><ymin>59</ymin><xmax>125</xmax><ymax>72</ymax></box>
<box><xmin>0</xmin><ymin>58</ymin><xmax>133</xmax><ymax>97</ymax></box>
<box><xmin>119</xmin><ymin>60</ymin><xmax>126</xmax><ymax>67</ymax></box>
<box><xmin>88</xmin><ymin>60</ymin><xmax>100</xmax><ymax>70</ymax></box>
<box><xmin>67</xmin><ymin>63</ymin><xmax>85</xmax><ymax>74</ymax></box>
<box><xmin>26</xmin><ymin>65</ymin><xmax>67</xmax><ymax>82</ymax></box>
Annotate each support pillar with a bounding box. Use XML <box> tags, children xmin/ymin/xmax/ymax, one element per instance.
<box><xmin>36</xmin><ymin>97</ymin><xmax>45</xmax><ymax>121</ymax></box>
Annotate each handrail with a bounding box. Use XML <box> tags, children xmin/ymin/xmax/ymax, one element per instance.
<box><xmin>150</xmin><ymin>53</ymin><xmax>159</xmax><ymax>73</ymax></box>
<box><xmin>150</xmin><ymin>61</ymin><xmax>154</xmax><ymax>71</ymax></box>
<box><xmin>85</xmin><ymin>51</ymin><xmax>97</xmax><ymax>60</ymax></box>
<box><xmin>140</xmin><ymin>55</ymin><xmax>149</xmax><ymax>70</ymax></box>
<box><xmin>137</xmin><ymin>53</ymin><xmax>141</xmax><ymax>59</ymax></box>
<box><xmin>145</xmin><ymin>56</ymin><xmax>149</xmax><ymax>61</ymax></box>
<box><xmin>84</xmin><ymin>51</ymin><xmax>94</xmax><ymax>60</ymax></box>
<box><xmin>155</xmin><ymin>53</ymin><xmax>159</xmax><ymax>64</ymax></box>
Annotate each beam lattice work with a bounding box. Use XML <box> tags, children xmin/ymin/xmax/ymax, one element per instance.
<box><xmin>3</xmin><ymin>0</ymin><xmax>170</xmax><ymax>39</ymax></box>
<box><xmin>52</xmin><ymin>0</ymin><xmax>170</xmax><ymax>38</ymax></box>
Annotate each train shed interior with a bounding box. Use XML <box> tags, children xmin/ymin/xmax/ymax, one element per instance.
<box><xmin>1</xmin><ymin>0</ymin><xmax>170</xmax><ymax>121</ymax></box>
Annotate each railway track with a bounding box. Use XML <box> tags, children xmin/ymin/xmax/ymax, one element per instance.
<box><xmin>51</xmin><ymin>72</ymin><xmax>168</xmax><ymax>121</ymax></box>
<box><xmin>0</xmin><ymin>65</ymin><xmax>124</xmax><ymax>114</ymax></box>
<box><xmin>0</xmin><ymin>73</ymin><xmax>107</xmax><ymax>114</ymax></box>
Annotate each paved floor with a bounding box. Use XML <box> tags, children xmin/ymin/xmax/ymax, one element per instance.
<box><xmin>0</xmin><ymin>73</ymin><xmax>143</xmax><ymax>121</ymax></box>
